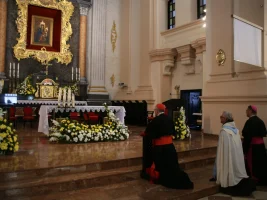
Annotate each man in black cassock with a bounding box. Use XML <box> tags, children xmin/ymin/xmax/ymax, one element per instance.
<box><xmin>140</xmin><ymin>104</ymin><xmax>194</xmax><ymax>189</ymax></box>
<box><xmin>242</xmin><ymin>105</ymin><xmax>267</xmax><ymax>185</ymax></box>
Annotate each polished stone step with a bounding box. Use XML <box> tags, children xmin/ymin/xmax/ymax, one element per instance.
<box><xmin>0</xmin><ymin>153</ymin><xmax>216</xmax><ymax>199</ymax></box>
<box><xmin>0</xmin><ymin>147</ymin><xmax>216</xmax><ymax>183</ymax></box>
<box><xmin>4</xmin><ymin>165</ymin><xmax>219</xmax><ymax>200</ymax></box>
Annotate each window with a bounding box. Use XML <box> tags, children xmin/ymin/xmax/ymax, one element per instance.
<box><xmin>197</xmin><ymin>0</ymin><xmax>206</xmax><ymax>19</ymax></box>
<box><xmin>168</xmin><ymin>0</ymin><xmax>175</xmax><ymax>29</ymax></box>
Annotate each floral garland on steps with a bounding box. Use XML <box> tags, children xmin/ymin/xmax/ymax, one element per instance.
<box><xmin>49</xmin><ymin>103</ymin><xmax>129</xmax><ymax>143</ymax></box>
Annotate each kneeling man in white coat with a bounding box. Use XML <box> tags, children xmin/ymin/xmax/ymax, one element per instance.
<box><xmin>214</xmin><ymin>111</ymin><xmax>256</xmax><ymax>196</ymax></box>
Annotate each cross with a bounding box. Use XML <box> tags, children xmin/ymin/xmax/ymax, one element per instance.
<box><xmin>45</xmin><ymin>63</ymin><xmax>52</xmax><ymax>75</ymax></box>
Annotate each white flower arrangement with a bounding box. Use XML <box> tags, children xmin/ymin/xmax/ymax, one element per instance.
<box><xmin>48</xmin><ymin>103</ymin><xmax>129</xmax><ymax>143</ymax></box>
<box><xmin>173</xmin><ymin>106</ymin><xmax>191</xmax><ymax>140</ymax></box>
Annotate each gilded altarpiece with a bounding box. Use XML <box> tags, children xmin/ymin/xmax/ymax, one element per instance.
<box><xmin>14</xmin><ymin>0</ymin><xmax>74</xmax><ymax>65</ymax></box>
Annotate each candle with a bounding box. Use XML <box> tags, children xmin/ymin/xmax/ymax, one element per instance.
<box><xmin>63</xmin><ymin>88</ymin><xmax>66</xmax><ymax>107</ymax></box>
<box><xmin>9</xmin><ymin>63</ymin><xmax>11</xmax><ymax>77</ymax></box>
<box><xmin>67</xmin><ymin>87</ymin><xmax>72</xmax><ymax>107</ymax></box>
<box><xmin>76</xmin><ymin>67</ymin><xmax>78</xmax><ymax>81</ymax></box>
<box><xmin>17</xmin><ymin>63</ymin><xmax>19</xmax><ymax>78</ymax></box>
<box><xmin>13</xmin><ymin>63</ymin><xmax>15</xmax><ymax>78</ymax></box>
<box><xmin>72</xmin><ymin>67</ymin><xmax>73</xmax><ymax>81</ymax></box>
<box><xmin>72</xmin><ymin>93</ymin><xmax>75</xmax><ymax>107</ymax></box>
<box><xmin>58</xmin><ymin>88</ymin><xmax>62</xmax><ymax>106</ymax></box>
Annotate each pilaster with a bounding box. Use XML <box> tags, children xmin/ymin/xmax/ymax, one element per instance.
<box><xmin>77</xmin><ymin>0</ymin><xmax>92</xmax><ymax>83</ymax></box>
<box><xmin>0</xmin><ymin>0</ymin><xmax>7</xmax><ymax>78</ymax></box>
<box><xmin>88</xmin><ymin>0</ymin><xmax>108</xmax><ymax>95</ymax></box>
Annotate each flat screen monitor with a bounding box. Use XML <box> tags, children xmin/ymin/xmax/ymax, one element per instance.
<box><xmin>4</xmin><ymin>94</ymin><xmax>17</xmax><ymax>104</ymax></box>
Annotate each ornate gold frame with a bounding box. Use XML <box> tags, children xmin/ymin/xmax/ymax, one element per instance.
<box><xmin>14</xmin><ymin>0</ymin><xmax>74</xmax><ymax>65</ymax></box>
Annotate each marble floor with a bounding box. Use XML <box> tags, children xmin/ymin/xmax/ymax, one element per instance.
<box><xmin>198</xmin><ymin>187</ymin><xmax>267</xmax><ymax>200</ymax></box>
<box><xmin>0</xmin><ymin>122</ymin><xmax>218</xmax><ymax>173</ymax></box>
<box><xmin>1</xmin><ymin>122</ymin><xmax>267</xmax><ymax>199</ymax></box>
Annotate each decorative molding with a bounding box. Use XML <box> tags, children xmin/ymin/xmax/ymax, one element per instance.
<box><xmin>201</xmin><ymin>95</ymin><xmax>267</xmax><ymax>103</ymax></box>
<box><xmin>162</xmin><ymin>60</ymin><xmax>175</xmax><ymax>75</ymax></box>
<box><xmin>161</xmin><ymin>19</ymin><xmax>204</xmax><ymax>36</ymax></box>
<box><xmin>191</xmin><ymin>37</ymin><xmax>206</xmax><ymax>54</ymax></box>
<box><xmin>149</xmin><ymin>48</ymin><xmax>177</xmax><ymax>76</ymax></box>
<box><xmin>80</xmin><ymin>6</ymin><xmax>89</xmax><ymax>15</ymax></box>
<box><xmin>111</xmin><ymin>21</ymin><xmax>117</xmax><ymax>52</ymax></box>
<box><xmin>149</xmin><ymin>48</ymin><xmax>177</xmax><ymax>62</ymax></box>
<box><xmin>110</xmin><ymin>74</ymin><xmax>115</xmax><ymax>87</ymax></box>
<box><xmin>216</xmin><ymin>49</ymin><xmax>226</xmax><ymax>66</ymax></box>
<box><xmin>77</xmin><ymin>0</ymin><xmax>93</xmax><ymax>15</ymax></box>
<box><xmin>176</xmin><ymin>44</ymin><xmax>196</xmax><ymax>74</ymax></box>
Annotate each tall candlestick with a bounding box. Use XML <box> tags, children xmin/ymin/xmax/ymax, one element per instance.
<box><xmin>78</xmin><ymin>68</ymin><xmax>80</xmax><ymax>81</ymax></box>
<box><xmin>58</xmin><ymin>88</ymin><xmax>62</xmax><ymax>107</ymax></box>
<box><xmin>72</xmin><ymin>93</ymin><xmax>75</xmax><ymax>107</ymax></box>
<box><xmin>72</xmin><ymin>67</ymin><xmax>73</xmax><ymax>81</ymax></box>
<box><xmin>67</xmin><ymin>87</ymin><xmax>72</xmax><ymax>107</ymax></box>
<box><xmin>9</xmin><ymin>63</ymin><xmax>11</xmax><ymax>77</ymax></box>
<box><xmin>76</xmin><ymin>67</ymin><xmax>78</xmax><ymax>81</ymax></box>
<box><xmin>63</xmin><ymin>88</ymin><xmax>66</xmax><ymax>107</ymax></box>
<box><xmin>17</xmin><ymin>63</ymin><xmax>19</xmax><ymax>78</ymax></box>
<box><xmin>13</xmin><ymin>63</ymin><xmax>15</xmax><ymax>78</ymax></box>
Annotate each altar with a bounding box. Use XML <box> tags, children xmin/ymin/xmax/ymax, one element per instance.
<box><xmin>38</xmin><ymin>105</ymin><xmax>126</xmax><ymax>135</ymax></box>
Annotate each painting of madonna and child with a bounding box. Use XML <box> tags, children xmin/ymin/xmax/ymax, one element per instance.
<box><xmin>30</xmin><ymin>15</ymin><xmax>54</xmax><ymax>47</ymax></box>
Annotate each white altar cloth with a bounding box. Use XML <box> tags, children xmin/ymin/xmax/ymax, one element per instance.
<box><xmin>38</xmin><ymin>105</ymin><xmax>126</xmax><ymax>135</ymax></box>
<box><xmin>17</xmin><ymin>100</ymin><xmax>87</xmax><ymax>106</ymax></box>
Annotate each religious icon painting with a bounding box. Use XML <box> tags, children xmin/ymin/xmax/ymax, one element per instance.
<box><xmin>30</xmin><ymin>15</ymin><xmax>54</xmax><ymax>47</ymax></box>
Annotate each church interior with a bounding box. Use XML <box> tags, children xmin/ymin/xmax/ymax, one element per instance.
<box><xmin>0</xmin><ymin>0</ymin><xmax>267</xmax><ymax>199</ymax></box>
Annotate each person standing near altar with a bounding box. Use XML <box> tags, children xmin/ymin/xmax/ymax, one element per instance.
<box><xmin>214</xmin><ymin>111</ymin><xmax>255</xmax><ymax>196</ymax></box>
<box><xmin>140</xmin><ymin>103</ymin><xmax>194</xmax><ymax>189</ymax></box>
<box><xmin>242</xmin><ymin>105</ymin><xmax>267</xmax><ymax>185</ymax></box>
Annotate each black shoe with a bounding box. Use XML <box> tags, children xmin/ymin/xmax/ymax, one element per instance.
<box><xmin>209</xmin><ymin>177</ymin><xmax>216</xmax><ymax>182</ymax></box>
<box><xmin>140</xmin><ymin>170</ymin><xmax>150</xmax><ymax>180</ymax></box>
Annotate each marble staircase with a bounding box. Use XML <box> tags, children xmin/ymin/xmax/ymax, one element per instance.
<box><xmin>0</xmin><ymin>147</ymin><xmax>218</xmax><ymax>200</ymax></box>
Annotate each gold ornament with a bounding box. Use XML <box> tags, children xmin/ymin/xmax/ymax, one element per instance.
<box><xmin>14</xmin><ymin>0</ymin><xmax>74</xmax><ymax>65</ymax></box>
<box><xmin>111</xmin><ymin>21</ymin><xmax>117</xmax><ymax>52</ymax></box>
<box><xmin>110</xmin><ymin>74</ymin><xmax>115</xmax><ymax>87</ymax></box>
<box><xmin>216</xmin><ymin>49</ymin><xmax>226</xmax><ymax>66</ymax></box>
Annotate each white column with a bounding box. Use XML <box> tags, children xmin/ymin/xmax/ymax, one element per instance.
<box><xmin>88</xmin><ymin>0</ymin><xmax>108</xmax><ymax>94</ymax></box>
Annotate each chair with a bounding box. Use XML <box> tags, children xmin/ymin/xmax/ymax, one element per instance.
<box><xmin>9</xmin><ymin>107</ymin><xmax>17</xmax><ymax>128</ymax></box>
<box><xmin>88</xmin><ymin>112</ymin><xmax>99</xmax><ymax>124</ymax></box>
<box><xmin>70</xmin><ymin>112</ymin><xmax>80</xmax><ymax>121</ymax></box>
<box><xmin>82</xmin><ymin>113</ymin><xmax>89</xmax><ymax>124</ymax></box>
<box><xmin>147</xmin><ymin>111</ymin><xmax>154</xmax><ymax>124</ymax></box>
<box><xmin>23</xmin><ymin>107</ymin><xmax>34</xmax><ymax>128</ymax></box>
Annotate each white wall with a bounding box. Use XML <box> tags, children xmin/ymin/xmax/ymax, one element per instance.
<box><xmin>171</xmin><ymin>56</ymin><xmax>203</xmax><ymax>96</ymax></box>
<box><xmin>105</xmin><ymin>0</ymin><xmax>122</xmax><ymax>99</ymax></box>
<box><xmin>175</xmin><ymin>0</ymin><xmax>198</xmax><ymax>26</ymax></box>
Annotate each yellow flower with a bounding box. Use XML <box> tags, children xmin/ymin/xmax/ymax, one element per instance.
<box><xmin>9</xmin><ymin>148</ymin><xmax>13</xmax><ymax>151</ymax></box>
<box><xmin>13</xmin><ymin>136</ymin><xmax>17</xmax><ymax>142</ymax></box>
<box><xmin>3</xmin><ymin>119</ymin><xmax>6</xmax><ymax>123</ymax></box>
<box><xmin>14</xmin><ymin>145</ymin><xmax>19</xmax><ymax>152</ymax></box>
<box><xmin>0</xmin><ymin>142</ymin><xmax>8</xmax><ymax>150</ymax></box>
<box><xmin>0</xmin><ymin>124</ymin><xmax>6</xmax><ymax>129</ymax></box>
<box><xmin>0</xmin><ymin>133</ymin><xmax>7</xmax><ymax>138</ymax></box>
<box><xmin>67</xmin><ymin>121</ymin><xmax>70</xmax><ymax>124</ymax></box>
<box><xmin>60</xmin><ymin>127</ymin><xmax>64</xmax><ymax>132</ymax></box>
